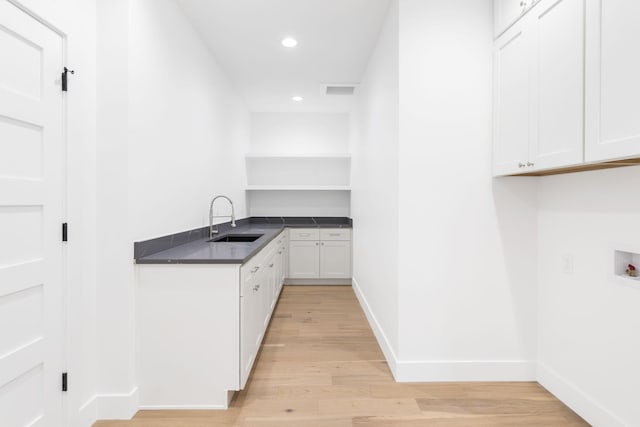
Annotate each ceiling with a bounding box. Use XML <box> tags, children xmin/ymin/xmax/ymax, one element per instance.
<box><xmin>176</xmin><ymin>0</ymin><xmax>391</xmax><ymax>113</ymax></box>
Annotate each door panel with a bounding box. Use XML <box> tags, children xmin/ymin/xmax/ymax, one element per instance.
<box><xmin>0</xmin><ymin>2</ymin><xmax>64</xmax><ymax>426</ymax></box>
<box><xmin>530</xmin><ymin>0</ymin><xmax>584</xmax><ymax>169</ymax></box>
<box><xmin>288</xmin><ymin>241</ymin><xmax>320</xmax><ymax>279</ymax></box>
<box><xmin>586</xmin><ymin>0</ymin><xmax>640</xmax><ymax>161</ymax></box>
<box><xmin>319</xmin><ymin>241</ymin><xmax>352</xmax><ymax>279</ymax></box>
<box><xmin>240</xmin><ymin>274</ymin><xmax>256</xmax><ymax>389</ymax></box>
<box><xmin>493</xmin><ymin>23</ymin><xmax>531</xmax><ymax>175</ymax></box>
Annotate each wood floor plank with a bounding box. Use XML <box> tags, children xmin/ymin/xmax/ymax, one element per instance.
<box><xmin>94</xmin><ymin>285</ymin><xmax>588</xmax><ymax>427</ymax></box>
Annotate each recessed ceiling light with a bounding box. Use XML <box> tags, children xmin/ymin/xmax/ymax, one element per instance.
<box><xmin>281</xmin><ymin>37</ymin><xmax>298</xmax><ymax>48</ymax></box>
<box><xmin>291</xmin><ymin>96</ymin><xmax>304</xmax><ymax>102</ymax></box>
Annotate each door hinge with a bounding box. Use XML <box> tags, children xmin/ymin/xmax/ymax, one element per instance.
<box><xmin>62</xmin><ymin>223</ymin><xmax>68</xmax><ymax>242</ymax></box>
<box><xmin>62</xmin><ymin>372</ymin><xmax>68</xmax><ymax>392</ymax></box>
<box><xmin>61</xmin><ymin>67</ymin><xmax>74</xmax><ymax>92</ymax></box>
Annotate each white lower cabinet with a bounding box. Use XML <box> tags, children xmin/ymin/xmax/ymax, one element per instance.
<box><xmin>240</xmin><ymin>269</ymin><xmax>258</xmax><ymax>387</ymax></box>
<box><xmin>320</xmin><ymin>240</ymin><xmax>352</xmax><ymax>279</ymax></box>
<box><xmin>239</xmin><ymin>231</ymin><xmax>286</xmax><ymax>389</ymax></box>
<box><xmin>138</xmin><ymin>226</ymin><xmax>349</xmax><ymax>409</ymax></box>
<box><xmin>138</xmin><ymin>264</ymin><xmax>242</xmax><ymax>409</ymax></box>
<box><xmin>288</xmin><ymin>228</ymin><xmax>352</xmax><ymax>280</ymax></box>
<box><xmin>288</xmin><ymin>240</ymin><xmax>320</xmax><ymax>278</ymax></box>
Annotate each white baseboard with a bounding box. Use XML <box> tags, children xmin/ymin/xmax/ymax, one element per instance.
<box><xmin>538</xmin><ymin>363</ymin><xmax>627</xmax><ymax>427</ymax></box>
<box><xmin>285</xmin><ymin>279</ymin><xmax>352</xmax><ymax>285</ymax></box>
<box><xmin>353</xmin><ymin>277</ymin><xmax>536</xmax><ymax>383</ymax></box>
<box><xmin>395</xmin><ymin>360</ymin><xmax>536</xmax><ymax>382</ymax></box>
<box><xmin>97</xmin><ymin>386</ymin><xmax>139</xmax><ymax>421</ymax></box>
<box><xmin>75</xmin><ymin>387</ymin><xmax>138</xmax><ymax>426</ymax></box>
<box><xmin>137</xmin><ymin>404</ymin><xmax>227</xmax><ymax>410</ymax></box>
<box><xmin>351</xmin><ymin>277</ymin><xmax>398</xmax><ymax>378</ymax></box>
<box><xmin>76</xmin><ymin>395</ymin><xmax>98</xmax><ymax>427</ymax></box>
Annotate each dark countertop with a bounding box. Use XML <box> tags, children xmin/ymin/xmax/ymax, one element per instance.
<box><xmin>135</xmin><ymin>217</ymin><xmax>352</xmax><ymax>265</ymax></box>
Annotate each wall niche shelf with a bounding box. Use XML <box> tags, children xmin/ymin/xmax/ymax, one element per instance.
<box><xmin>245</xmin><ymin>154</ymin><xmax>351</xmax><ymax>188</ymax></box>
<box><xmin>613</xmin><ymin>249</ymin><xmax>640</xmax><ymax>284</ymax></box>
<box><xmin>246</xmin><ymin>186</ymin><xmax>351</xmax><ymax>191</ymax></box>
<box><xmin>245</xmin><ymin>153</ymin><xmax>352</xmax><ymax>159</ymax></box>
<box><xmin>244</xmin><ymin>153</ymin><xmax>352</xmax><ymax>217</ymax></box>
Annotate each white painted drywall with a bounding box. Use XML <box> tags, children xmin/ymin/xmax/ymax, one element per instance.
<box><xmin>538</xmin><ymin>167</ymin><xmax>640</xmax><ymax>427</ymax></box>
<box><xmin>250</xmin><ymin>112</ymin><xmax>350</xmax><ymax>154</ymax></box>
<box><xmin>247</xmin><ymin>112</ymin><xmax>351</xmax><ymax>216</ymax></box>
<box><xmin>395</xmin><ymin>0</ymin><xmax>538</xmax><ymax>380</ymax></box>
<box><xmin>93</xmin><ymin>0</ymin><xmax>251</xmax><ymax>422</ymax></box>
<box><xmin>129</xmin><ymin>0</ymin><xmax>250</xmax><ymax>242</ymax></box>
<box><xmin>11</xmin><ymin>0</ymin><xmax>100</xmax><ymax>425</ymax></box>
<box><xmin>350</xmin><ymin>0</ymin><xmax>400</xmax><ymax>370</ymax></box>
<box><xmin>95</xmin><ymin>0</ymin><xmax>137</xmax><ymax>421</ymax></box>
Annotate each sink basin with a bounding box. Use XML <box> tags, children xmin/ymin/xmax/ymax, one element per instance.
<box><xmin>208</xmin><ymin>234</ymin><xmax>263</xmax><ymax>243</ymax></box>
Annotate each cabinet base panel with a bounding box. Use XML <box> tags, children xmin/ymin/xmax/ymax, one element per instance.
<box><xmin>514</xmin><ymin>157</ymin><xmax>640</xmax><ymax>176</ymax></box>
<box><xmin>285</xmin><ymin>278</ymin><xmax>352</xmax><ymax>286</ymax></box>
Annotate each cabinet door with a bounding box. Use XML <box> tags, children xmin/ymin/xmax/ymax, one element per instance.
<box><xmin>282</xmin><ymin>244</ymin><xmax>288</xmax><ymax>283</ymax></box>
<box><xmin>265</xmin><ymin>254</ymin><xmax>277</xmax><ymax>313</ymax></box>
<box><xmin>275</xmin><ymin>248</ymin><xmax>284</xmax><ymax>296</ymax></box>
<box><xmin>585</xmin><ymin>0</ymin><xmax>640</xmax><ymax>161</ymax></box>
<box><xmin>529</xmin><ymin>0</ymin><xmax>584</xmax><ymax>170</ymax></box>
<box><xmin>254</xmin><ymin>267</ymin><xmax>270</xmax><ymax>335</ymax></box>
<box><xmin>493</xmin><ymin>20</ymin><xmax>532</xmax><ymax>176</ymax></box>
<box><xmin>320</xmin><ymin>241</ymin><xmax>352</xmax><ymax>279</ymax></box>
<box><xmin>288</xmin><ymin>241</ymin><xmax>320</xmax><ymax>279</ymax></box>
<box><xmin>240</xmin><ymin>274</ymin><xmax>257</xmax><ymax>388</ymax></box>
<box><xmin>495</xmin><ymin>0</ymin><xmax>529</xmax><ymax>37</ymax></box>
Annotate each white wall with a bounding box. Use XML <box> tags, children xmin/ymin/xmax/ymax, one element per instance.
<box><xmin>250</xmin><ymin>112</ymin><xmax>350</xmax><ymax>154</ymax></box>
<box><xmin>10</xmin><ymin>0</ymin><xmax>100</xmax><ymax>425</ymax></box>
<box><xmin>93</xmin><ymin>0</ymin><xmax>251</xmax><ymax>422</ymax></box>
<box><xmin>129</xmin><ymin>0</ymin><xmax>250</xmax><ymax>241</ymax></box>
<box><xmin>537</xmin><ymin>167</ymin><xmax>640</xmax><ymax>427</ymax></box>
<box><xmin>395</xmin><ymin>0</ymin><xmax>538</xmax><ymax>380</ymax></box>
<box><xmin>247</xmin><ymin>112</ymin><xmax>351</xmax><ymax>217</ymax></box>
<box><xmin>95</xmin><ymin>0</ymin><xmax>137</xmax><ymax>421</ymax></box>
<box><xmin>350</xmin><ymin>0</ymin><xmax>400</xmax><ymax>372</ymax></box>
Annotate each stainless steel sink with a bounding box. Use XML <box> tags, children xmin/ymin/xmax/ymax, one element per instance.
<box><xmin>208</xmin><ymin>234</ymin><xmax>263</xmax><ymax>243</ymax></box>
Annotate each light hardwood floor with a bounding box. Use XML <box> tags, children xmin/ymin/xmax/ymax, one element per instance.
<box><xmin>95</xmin><ymin>285</ymin><xmax>588</xmax><ymax>427</ymax></box>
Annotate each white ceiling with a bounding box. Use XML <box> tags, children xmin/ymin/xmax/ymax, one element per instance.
<box><xmin>176</xmin><ymin>0</ymin><xmax>391</xmax><ymax>113</ymax></box>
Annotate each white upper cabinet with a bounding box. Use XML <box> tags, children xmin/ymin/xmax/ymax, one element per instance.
<box><xmin>493</xmin><ymin>0</ymin><xmax>585</xmax><ymax>176</ymax></box>
<box><xmin>585</xmin><ymin>0</ymin><xmax>640</xmax><ymax>162</ymax></box>
<box><xmin>494</xmin><ymin>23</ymin><xmax>531</xmax><ymax>175</ymax></box>
<box><xmin>530</xmin><ymin>0</ymin><xmax>584</xmax><ymax>169</ymax></box>
<box><xmin>495</xmin><ymin>0</ymin><xmax>541</xmax><ymax>37</ymax></box>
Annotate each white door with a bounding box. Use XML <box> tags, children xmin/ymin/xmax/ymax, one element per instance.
<box><xmin>585</xmin><ymin>0</ymin><xmax>640</xmax><ymax>161</ymax></box>
<box><xmin>288</xmin><ymin>241</ymin><xmax>320</xmax><ymax>279</ymax></box>
<box><xmin>529</xmin><ymin>0</ymin><xmax>584</xmax><ymax>169</ymax></box>
<box><xmin>0</xmin><ymin>2</ymin><xmax>65</xmax><ymax>427</ymax></box>
<box><xmin>493</xmin><ymin>20</ymin><xmax>532</xmax><ymax>176</ymax></box>
<box><xmin>319</xmin><ymin>241</ymin><xmax>351</xmax><ymax>279</ymax></box>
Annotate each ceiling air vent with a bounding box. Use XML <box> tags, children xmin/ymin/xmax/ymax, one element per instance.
<box><xmin>324</xmin><ymin>84</ymin><xmax>357</xmax><ymax>96</ymax></box>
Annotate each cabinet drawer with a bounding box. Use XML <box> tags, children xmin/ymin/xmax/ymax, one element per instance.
<box><xmin>289</xmin><ymin>229</ymin><xmax>320</xmax><ymax>241</ymax></box>
<box><xmin>320</xmin><ymin>229</ymin><xmax>351</xmax><ymax>241</ymax></box>
<box><xmin>241</xmin><ymin>256</ymin><xmax>263</xmax><ymax>278</ymax></box>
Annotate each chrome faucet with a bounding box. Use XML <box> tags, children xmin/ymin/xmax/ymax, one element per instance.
<box><xmin>209</xmin><ymin>195</ymin><xmax>236</xmax><ymax>238</ymax></box>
